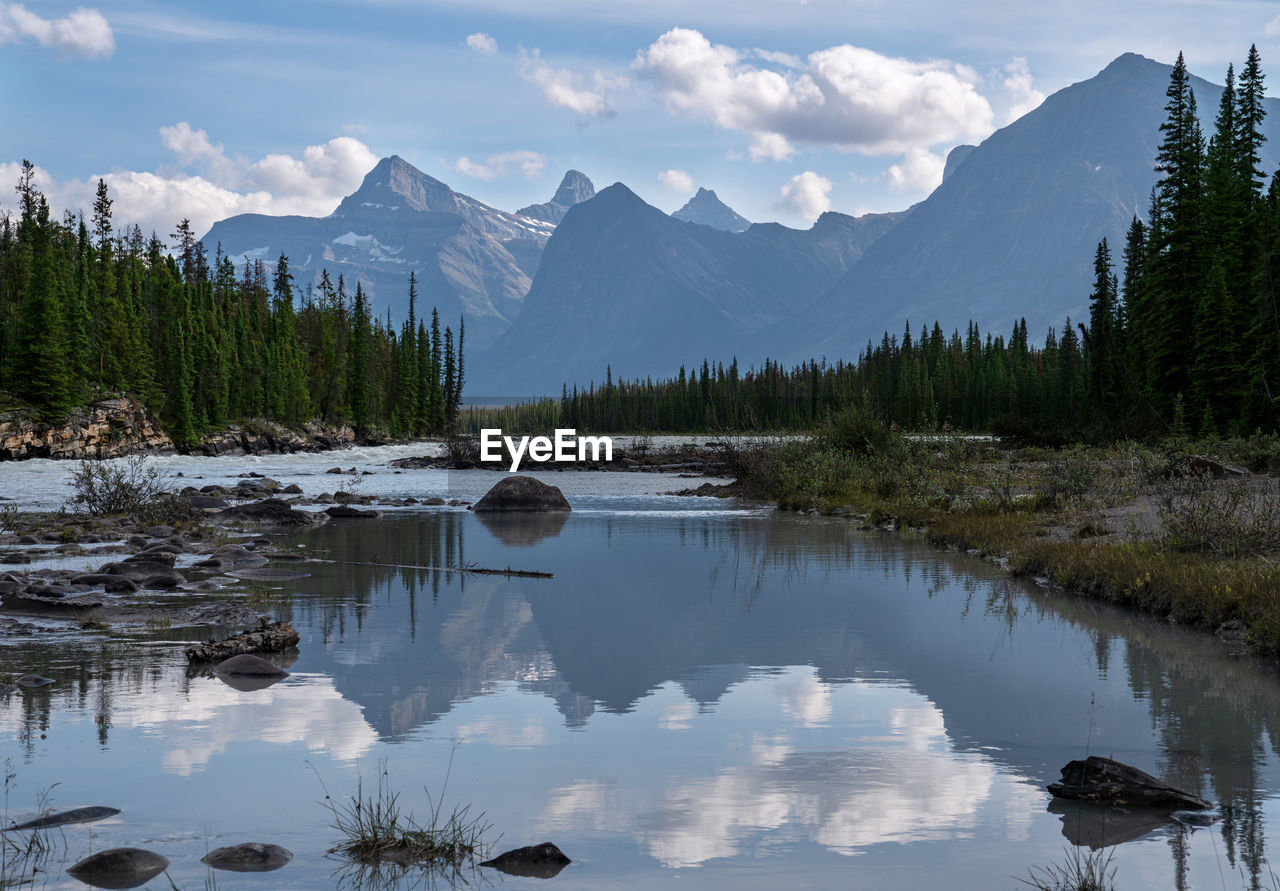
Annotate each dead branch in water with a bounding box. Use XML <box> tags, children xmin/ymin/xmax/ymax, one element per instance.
<box><xmin>308</xmin><ymin>557</ymin><xmax>554</xmax><ymax>579</ymax></box>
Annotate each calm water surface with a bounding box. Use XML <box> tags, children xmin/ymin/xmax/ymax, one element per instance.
<box><xmin>2</xmin><ymin>462</ymin><xmax>1280</xmax><ymax>889</ymax></box>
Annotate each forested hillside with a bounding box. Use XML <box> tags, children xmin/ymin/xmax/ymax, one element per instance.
<box><xmin>0</xmin><ymin>164</ymin><xmax>463</xmax><ymax>447</ymax></box>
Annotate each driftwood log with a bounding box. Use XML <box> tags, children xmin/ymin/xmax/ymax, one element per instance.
<box><xmin>186</xmin><ymin>619</ymin><xmax>300</xmax><ymax>663</ymax></box>
<box><xmin>1047</xmin><ymin>756</ymin><xmax>1211</xmax><ymax>810</ymax></box>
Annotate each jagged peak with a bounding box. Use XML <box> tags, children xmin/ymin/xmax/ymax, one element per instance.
<box><xmin>551</xmin><ymin>170</ymin><xmax>595</xmax><ymax>207</ymax></box>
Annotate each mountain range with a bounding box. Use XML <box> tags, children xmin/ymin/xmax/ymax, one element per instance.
<box><xmin>203</xmin><ymin>157</ymin><xmax>584</xmax><ymax>349</ymax></box>
<box><xmin>202</xmin><ymin>52</ymin><xmax>1280</xmax><ymax>394</ymax></box>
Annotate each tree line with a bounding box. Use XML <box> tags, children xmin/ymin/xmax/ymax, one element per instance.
<box><xmin>1084</xmin><ymin>45</ymin><xmax>1280</xmax><ymax>436</ymax></box>
<box><xmin>0</xmin><ymin>165</ymin><xmax>464</xmax><ymax>447</ymax></box>
<box><xmin>459</xmin><ymin>320</ymin><xmax>1089</xmax><ymax>437</ymax></box>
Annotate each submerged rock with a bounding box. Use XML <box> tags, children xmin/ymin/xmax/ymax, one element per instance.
<box><xmin>15</xmin><ymin>674</ymin><xmax>54</xmax><ymax>687</ymax></box>
<box><xmin>201</xmin><ymin>841</ymin><xmax>293</xmax><ymax>872</ymax></box>
<box><xmin>10</xmin><ymin>805</ymin><xmax>120</xmax><ymax>830</ymax></box>
<box><xmin>472</xmin><ymin>477</ymin><xmax>571</xmax><ymax>513</ymax></box>
<box><xmin>67</xmin><ymin>847</ymin><xmax>170</xmax><ymax>889</ymax></box>
<box><xmin>1047</xmin><ymin>756</ymin><xmax>1211</xmax><ymax>810</ymax></box>
<box><xmin>215</xmin><ymin>653</ymin><xmax>288</xmax><ymax>677</ymax></box>
<box><xmin>480</xmin><ymin>842</ymin><xmax>572</xmax><ymax>878</ymax></box>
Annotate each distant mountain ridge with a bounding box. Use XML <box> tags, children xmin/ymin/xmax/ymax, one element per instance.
<box><xmin>769</xmin><ymin>52</ymin><xmax>1280</xmax><ymax>366</ymax></box>
<box><xmin>472</xmin><ymin>184</ymin><xmax>904</xmax><ymax>394</ymax></box>
<box><xmin>201</xmin><ymin>158</ymin><xmax>593</xmax><ymax>349</ymax></box>
<box><xmin>672</xmin><ymin>188</ymin><xmax>751</xmax><ymax>232</ymax></box>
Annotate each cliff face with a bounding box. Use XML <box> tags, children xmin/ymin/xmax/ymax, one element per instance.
<box><xmin>0</xmin><ymin>397</ymin><xmax>173</xmax><ymax>461</ymax></box>
<box><xmin>0</xmin><ymin>397</ymin><xmax>359</xmax><ymax>462</ymax></box>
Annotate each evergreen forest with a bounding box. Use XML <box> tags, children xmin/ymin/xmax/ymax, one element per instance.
<box><xmin>0</xmin><ymin>164</ymin><xmax>464</xmax><ymax>447</ymax></box>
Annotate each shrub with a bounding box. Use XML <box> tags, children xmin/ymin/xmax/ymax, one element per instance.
<box><xmin>69</xmin><ymin>454</ymin><xmax>192</xmax><ymax>525</ymax></box>
<box><xmin>1159</xmin><ymin>474</ymin><xmax>1280</xmax><ymax>557</ymax></box>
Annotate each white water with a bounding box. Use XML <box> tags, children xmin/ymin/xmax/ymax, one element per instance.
<box><xmin>0</xmin><ymin>437</ymin><xmax>751</xmax><ymax>515</ymax></box>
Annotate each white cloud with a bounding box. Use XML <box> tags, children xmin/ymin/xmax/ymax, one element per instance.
<box><xmin>658</xmin><ymin>168</ymin><xmax>694</xmax><ymax>192</ymax></box>
<box><xmin>518</xmin><ymin>47</ymin><xmax>628</xmax><ymax>118</ymax></box>
<box><xmin>634</xmin><ymin>28</ymin><xmax>994</xmax><ymax>159</ymax></box>
<box><xmin>879</xmin><ymin>147</ymin><xmax>946</xmax><ymax>193</ymax></box>
<box><xmin>1001</xmin><ymin>57</ymin><xmax>1045</xmax><ymax>123</ymax></box>
<box><xmin>1267</xmin><ymin>14</ymin><xmax>1280</xmax><ymax>37</ymax></box>
<box><xmin>750</xmin><ymin>132</ymin><xmax>794</xmax><ymax>162</ymax></box>
<box><xmin>455</xmin><ymin>149</ymin><xmax>547</xmax><ymax>180</ymax></box>
<box><xmin>0</xmin><ymin>2</ymin><xmax>114</xmax><ymax>58</ymax></box>
<box><xmin>775</xmin><ymin>170</ymin><xmax>832</xmax><ymax>221</ymax></box>
<box><xmin>1</xmin><ymin>128</ymin><xmax>380</xmax><ymax>242</ymax></box>
<box><xmin>466</xmin><ymin>31</ymin><xmax>497</xmax><ymax>54</ymax></box>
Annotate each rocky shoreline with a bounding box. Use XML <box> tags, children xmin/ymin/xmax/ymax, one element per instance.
<box><xmin>0</xmin><ymin>396</ymin><xmax>357</xmax><ymax>461</ymax></box>
<box><xmin>0</xmin><ymin>473</ymin><xmax>465</xmax><ymax>634</ymax></box>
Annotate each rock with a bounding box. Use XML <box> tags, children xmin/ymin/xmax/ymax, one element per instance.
<box><xmin>70</xmin><ymin>573</ymin><xmax>139</xmax><ymax>593</ymax></box>
<box><xmin>185</xmin><ymin>494</ymin><xmax>230</xmax><ymax>510</ymax></box>
<box><xmin>0</xmin><ymin>396</ymin><xmax>173</xmax><ymax>462</ymax></box>
<box><xmin>187</xmin><ymin>620</ymin><xmax>300</xmax><ymax>663</ymax></box>
<box><xmin>67</xmin><ymin>847</ymin><xmax>170</xmax><ymax>889</ymax></box>
<box><xmin>215</xmin><ymin>653</ymin><xmax>289</xmax><ymax>677</ymax></box>
<box><xmin>126</xmin><ymin>550</ymin><xmax>176</xmax><ymax>566</ymax></box>
<box><xmin>472</xmin><ymin>476</ymin><xmax>571</xmax><ymax>513</ymax></box>
<box><xmin>326</xmin><ymin>466</ymin><xmax>344</xmax><ymax>474</ymax></box>
<box><xmin>0</xmin><ymin>683</ymin><xmax>17</xmax><ymax>695</ymax></box>
<box><xmin>1</xmin><ymin>591</ymin><xmax>114</xmax><ymax>615</ymax></box>
<box><xmin>325</xmin><ymin>505</ymin><xmax>381</xmax><ymax>518</ymax></box>
<box><xmin>142</xmin><ymin>525</ymin><xmax>173</xmax><ymax>538</ymax></box>
<box><xmin>281</xmin><ymin>483</ymin><xmax>303</xmax><ymax>494</ymax></box>
<box><xmin>9</xmin><ymin>805</ymin><xmax>120</xmax><ymax>830</ymax></box>
<box><xmin>16</xmin><ymin>534</ymin><xmax>39</xmax><ymax>545</ymax></box>
<box><xmin>216</xmin><ymin>498</ymin><xmax>320</xmax><ymax>528</ymax></box>
<box><xmin>180</xmin><ymin>602</ymin><xmax>266</xmax><ymax>628</ymax></box>
<box><xmin>15</xmin><ymin>674</ymin><xmax>54</xmax><ymax>687</ymax></box>
<box><xmin>201</xmin><ymin>842</ymin><xmax>293</xmax><ymax>872</ymax></box>
<box><xmin>480</xmin><ymin>842</ymin><xmax>572</xmax><ymax>878</ymax></box>
<box><xmin>1047</xmin><ymin>756</ymin><xmax>1211</xmax><ymax>810</ymax></box>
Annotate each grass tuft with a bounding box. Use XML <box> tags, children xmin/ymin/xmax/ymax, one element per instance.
<box><xmin>314</xmin><ymin>754</ymin><xmax>493</xmax><ymax>878</ymax></box>
<box><xmin>1018</xmin><ymin>846</ymin><xmax>1116</xmax><ymax>891</ymax></box>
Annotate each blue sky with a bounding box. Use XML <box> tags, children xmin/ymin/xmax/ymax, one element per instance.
<box><xmin>4</xmin><ymin>0</ymin><xmax>1280</xmax><ymax>239</ymax></box>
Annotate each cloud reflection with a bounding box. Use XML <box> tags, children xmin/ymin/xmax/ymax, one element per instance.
<box><xmin>116</xmin><ymin>674</ymin><xmax>377</xmax><ymax>775</ymax></box>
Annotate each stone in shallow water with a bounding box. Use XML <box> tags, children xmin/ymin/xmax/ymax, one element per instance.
<box><xmin>472</xmin><ymin>476</ymin><xmax>571</xmax><ymax>513</ymax></box>
<box><xmin>480</xmin><ymin>841</ymin><xmax>572</xmax><ymax>878</ymax></box>
<box><xmin>1047</xmin><ymin>756</ymin><xmax>1211</xmax><ymax>810</ymax></box>
<box><xmin>9</xmin><ymin>805</ymin><xmax>120</xmax><ymax>830</ymax></box>
<box><xmin>201</xmin><ymin>841</ymin><xmax>293</xmax><ymax>872</ymax></box>
<box><xmin>67</xmin><ymin>847</ymin><xmax>170</xmax><ymax>889</ymax></box>
<box><xmin>15</xmin><ymin>674</ymin><xmax>54</xmax><ymax>687</ymax></box>
<box><xmin>215</xmin><ymin>653</ymin><xmax>288</xmax><ymax>677</ymax></box>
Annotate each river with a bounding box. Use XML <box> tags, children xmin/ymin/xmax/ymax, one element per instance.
<box><xmin>1</xmin><ymin>449</ymin><xmax>1278</xmax><ymax>889</ymax></box>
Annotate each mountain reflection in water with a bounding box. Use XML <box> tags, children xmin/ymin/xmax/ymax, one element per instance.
<box><xmin>1</xmin><ymin>509</ymin><xmax>1278</xmax><ymax>889</ymax></box>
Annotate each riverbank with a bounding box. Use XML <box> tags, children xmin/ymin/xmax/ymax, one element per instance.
<box><xmin>0</xmin><ymin>395</ymin><xmax>359</xmax><ymax>461</ymax></box>
<box><xmin>728</xmin><ymin>425</ymin><xmax>1280</xmax><ymax>656</ymax></box>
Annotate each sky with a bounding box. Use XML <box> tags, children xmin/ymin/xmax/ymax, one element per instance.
<box><xmin>3</xmin><ymin>0</ymin><xmax>1280</xmax><ymax>240</ymax></box>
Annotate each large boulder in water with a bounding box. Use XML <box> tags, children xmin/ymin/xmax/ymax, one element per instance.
<box><xmin>472</xmin><ymin>477</ymin><xmax>571</xmax><ymax>513</ymax></box>
<box><xmin>67</xmin><ymin>847</ymin><xmax>170</xmax><ymax>889</ymax></box>
<box><xmin>201</xmin><ymin>842</ymin><xmax>294</xmax><ymax>872</ymax></box>
<box><xmin>1047</xmin><ymin>756</ymin><xmax>1211</xmax><ymax>810</ymax></box>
